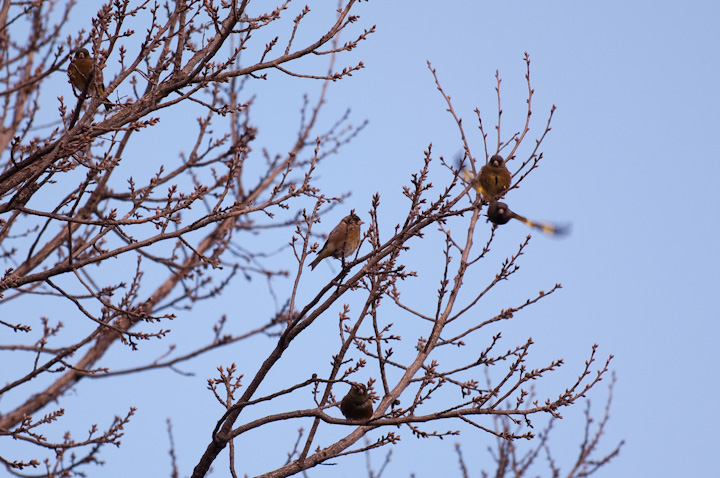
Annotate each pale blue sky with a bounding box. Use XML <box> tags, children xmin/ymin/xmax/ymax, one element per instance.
<box><xmin>3</xmin><ymin>1</ymin><xmax>719</xmax><ymax>477</ymax></box>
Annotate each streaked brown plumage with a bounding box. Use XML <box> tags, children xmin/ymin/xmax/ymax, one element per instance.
<box><xmin>308</xmin><ymin>212</ymin><xmax>364</xmax><ymax>270</ymax></box>
<box><xmin>68</xmin><ymin>48</ymin><xmax>113</xmax><ymax>111</ymax></box>
<box><xmin>487</xmin><ymin>201</ymin><xmax>570</xmax><ymax>236</ymax></box>
<box><xmin>340</xmin><ymin>382</ymin><xmax>373</xmax><ymax>420</ymax></box>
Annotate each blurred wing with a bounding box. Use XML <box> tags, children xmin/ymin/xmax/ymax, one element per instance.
<box><xmin>513</xmin><ymin>214</ymin><xmax>571</xmax><ymax>236</ymax></box>
<box><xmin>460</xmin><ymin>168</ymin><xmax>488</xmax><ymax>196</ymax></box>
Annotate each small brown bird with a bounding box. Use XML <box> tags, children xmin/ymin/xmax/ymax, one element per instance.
<box><xmin>67</xmin><ymin>48</ymin><xmax>113</xmax><ymax>110</ymax></box>
<box><xmin>340</xmin><ymin>382</ymin><xmax>373</xmax><ymax>420</ymax></box>
<box><xmin>308</xmin><ymin>212</ymin><xmax>364</xmax><ymax>270</ymax></box>
<box><xmin>476</xmin><ymin>154</ymin><xmax>511</xmax><ymax>199</ymax></box>
<box><xmin>487</xmin><ymin>201</ymin><xmax>570</xmax><ymax>236</ymax></box>
<box><xmin>462</xmin><ymin>154</ymin><xmax>512</xmax><ymax>200</ymax></box>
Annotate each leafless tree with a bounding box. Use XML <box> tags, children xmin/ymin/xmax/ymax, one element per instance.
<box><xmin>0</xmin><ymin>2</ymin><xmax>621</xmax><ymax>477</ymax></box>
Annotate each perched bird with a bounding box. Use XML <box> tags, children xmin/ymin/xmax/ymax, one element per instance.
<box><xmin>67</xmin><ymin>48</ymin><xmax>113</xmax><ymax>111</ymax></box>
<box><xmin>462</xmin><ymin>154</ymin><xmax>512</xmax><ymax>200</ymax></box>
<box><xmin>340</xmin><ymin>382</ymin><xmax>373</xmax><ymax>420</ymax></box>
<box><xmin>308</xmin><ymin>212</ymin><xmax>364</xmax><ymax>270</ymax></box>
<box><xmin>487</xmin><ymin>201</ymin><xmax>570</xmax><ymax>236</ymax></box>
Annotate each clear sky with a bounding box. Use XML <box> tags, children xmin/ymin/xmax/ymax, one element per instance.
<box><xmin>3</xmin><ymin>1</ymin><xmax>719</xmax><ymax>477</ymax></box>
